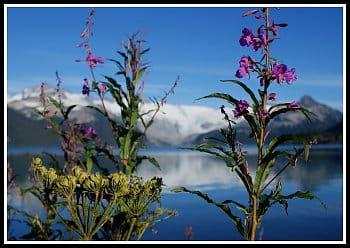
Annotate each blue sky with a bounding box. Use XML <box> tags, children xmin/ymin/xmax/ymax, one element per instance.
<box><xmin>6</xmin><ymin>5</ymin><xmax>344</xmax><ymax>111</ymax></box>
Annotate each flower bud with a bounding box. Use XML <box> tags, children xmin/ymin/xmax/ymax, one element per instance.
<box><xmin>242</xmin><ymin>9</ymin><xmax>259</xmax><ymax>17</ymax></box>
<box><xmin>276</xmin><ymin>23</ymin><xmax>288</xmax><ymax>27</ymax></box>
<box><xmin>105</xmin><ymin>173</ymin><xmax>129</xmax><ymax>197</ymax></box>
<box><xmin>55</xmin><ymin>175</ymin><xmax>77</xmax><ymax>196</ymax></box>
<box><xmin>44</xmin><ymin>168</ymin><xmax>58</xmax><ymax>189</ymax></box>
<box><xmin>71</xmin><ymin>166</ymin><xmax>88</xmax><ymax>185</ymax></box>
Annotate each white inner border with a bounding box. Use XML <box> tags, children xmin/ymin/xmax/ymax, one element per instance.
<box><xmin>4</xmin><ymin>3</ymin><xmax>346</xmax><ymax>245</ymax></box>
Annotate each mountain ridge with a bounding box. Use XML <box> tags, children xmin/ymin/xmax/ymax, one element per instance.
<box><xmin>7</xmin><ymin>86</ymin><xmax>343</xmax><ymax>147</ymax></box>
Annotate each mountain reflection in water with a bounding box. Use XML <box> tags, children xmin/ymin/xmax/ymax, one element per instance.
<box><xmin>7</xmin><ymin>146</ymin><xmax>343</xmax><ymax>241</ymax></box>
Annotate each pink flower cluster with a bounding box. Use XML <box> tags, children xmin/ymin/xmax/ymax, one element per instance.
<box><xmin>233</xmin><ymin>100</ymin><xmax>250</xmax><ymax>117</ymax></box>
<box><xmin>235</xmin><ymin>56</ymin><xmax>255</xmax><ymax>78</ymax></box>
<box><xmin>86</xmin><ymin>54</ymin><xmax>104</xmax><ymax>68</ymax></box>
<box><xmin>239</xmin><ymin>28</ymin><xmax>267</xmax><ymax>51</ymax></box>
<box><xmin>79</xmin><ymin>127</ymin><xmax>97</xmax><ymax>138</ymax></box>
<box><xmin>272</xmin><ymin>64</ymin><xmax>297</xmax><ymax>85</ymax></box>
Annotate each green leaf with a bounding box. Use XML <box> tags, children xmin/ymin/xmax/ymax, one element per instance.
<box><xmin>304</xmin><ymin>144</ymin><xmax>310</xmax><ymax>161</ymax></box>
<box><xmin>86</xmin><ymin>105</ymin><xmax>105</xmax><ymax>116</ymax></box>
<box><xmin>40</xmin><ymin>152</ymin><xmax>62</xmax><ymax>173</ymax></box>
<box><xmin>90</xmin><ymin>156</ymin><xmax>110</xmax><ymax>176</ymax></box>
<box><xmin>33</xmin><ymin>108</ymin><xmax>43</xmax><ymax>116</ymax></box>
<box><xmin>222</xmin><ymin>199</ymin><xmax>247</xmax><ymax>210</ymax></box>
<box><xmin>92</xmin><ymin>81</ymin><xmax>98</xmax><ymax>89</ymax></box>
<box><xmin>271</xmin><ymin>179</ymin><xmax>282</xmax><ymax>198</ymax></box>
<box><xmin>48</xmin><ymin>96</ymin><xmax>61</xmax><ymax>109</ymax></box>
<box><xmin>196</xmin><ymin>93</ymin><xmax>239</xmax><ymax>106</ymax></box>
<box><xmin>266</xmin><ymin>105</ymin><xmax>316</xmax><ymax>126</ymax></box>
<box><xmin>171</xmin><ymin>187</ymin><xmax>245</xmax><ymax>237</ymax></box>
<box><xmin>180</xmin><ymin>147</ymin><xmax>235</xmax><ymax>168</ymax></box>
<box><xmin>264</xmin><ymin>134</ymin><xmax>309</xmax><ymax>158</ymax></box>
<box><xmin>138</xmin><ymin>156</ymin><xmax>161</xmax><ymax>171</ymax></box>
<box><xmin>254</xmin><ymin>153</ymin><xmax>276</xmax><ymax>192</ymax></box>
<box><xmin>205</xmin><ymin>136</ymin><xmax>227</xmax><ymax>145</ymax></box>
<box><xmin>64</xmin><ymin>104</ymin><xmax>77</xmax><ymax>119</ymax></box>
<box><xmin>103</xmin><ymin>75</ymin><xmax>122</xmax><ymax>89</ymax></box>
<box><xmin>196</xmin><ymin>141</ymin><xmax>236</xmax><ymax>159</ymax></box>
<box><xmin>108</xmin><ymin>59</ymin><xmax>125</xmax><ymax>72</ymax></box>
<box><xmin>221</xmin><ymin>79</ymin><xmax>259</xmax><ymax>107</ymax></box>
<box><xmin>243</xmin><ymin>114</ymin><xmax>260</xmax><ymax>141</ymax></box>
<box><xmin>86</xmin><ymin>157</ymin><xmax>93</xmax><ymax>173</ymax></box>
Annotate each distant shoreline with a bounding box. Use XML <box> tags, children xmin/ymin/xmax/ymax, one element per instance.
<box><xmin>7</xmin><ymin>143</ymin><xmax>343</xmax><ymax>156</ymax></box>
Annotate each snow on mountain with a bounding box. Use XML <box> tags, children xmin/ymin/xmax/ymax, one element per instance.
<box><xmin>7</xmin><ymin>85</ymin><xmax>232</xmax><ymax>146</ymax></box>
<box><xmin>7</xmin><ymin>85</ymin><xmax>342</xmax><ymax>146</ymax></box>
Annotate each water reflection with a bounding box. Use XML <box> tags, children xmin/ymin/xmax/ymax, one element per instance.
<box><xmin>7</xmin><ymin>148</ymin><xmax>343</xmax><ymax>194</ymax></box>
<box><xmin>6</xmin><ymin>147</ymin><xmax>343</xmax><ymax>241</ymax></box>
<box><xmin>135</xmin><ymin>149</ymin><xmax>342</xmax><ymax>193</ymax></box>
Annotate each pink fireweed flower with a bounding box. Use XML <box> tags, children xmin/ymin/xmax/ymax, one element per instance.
<box><xmin>239</xmin><ymin>28</ymin><xmax>254</xmax><ymax>47</ymax></box>
<box><xmin>272</xmin><ymin>64</ymin><xmax>297</xmax><ymax>85</ymax></box>
<box><xmin>235</xmin><ymin>56</ymin><xmax>255</xmax><ymax>78</ymax></box>
<box><xmin>287</xmin><ymin>101</ymin><xmax>300</xmax><ymax>109</ymax></box>
<box><xmin>86</xmin><ymin>54</ymin><xmax>96</xmax><ymax>67</ymax></box>
<box><xmin>86</xmin><ymin>54</ymin><xmax>104</xmax><ymax>68</ymax></box>
<box><xmin>97</xmin><ymin>83</ymin><xmax>107</xmax><ymax>93</ymax></box>
<box><xmin>82</xmin><ymin>78</ymin><xmax>90</xmax><ymax>96</ymax></box>
<box><xmin>257</xmin><ymin>28</ymin><xmax>268</xmax><ymax>46</ymax></box>
<box><xmin>233</xmin><ymin>100</ymin><xmax>249</xmax><ymax>117</ymax></box>
<box><xmin>251</xmin><ymin>28</ymin><xmax>267</xmax><ymax>51</ymax></box>
<box><xmin>80</xmin><ymin>127</ymin><xmax>97</xmax><ymax>138</ymax></box>
<box><xmin>271</xmin><ymin>20</ymin><xmax>279</xmax><ymax>35</ymax></box>
<box><xmin>259</xmin><ymin>109</ymin><xmax>270</xmax><ymax>117</ymax></box>
<box><xmin>86</xmin><ymin>127</ymin><xmax>97</xmax><ymax>138</ymax></box>
<box><xmin>239</xmin><ymin>27</ymin><xmax>267</xmax><ymax>51</ymax></box>
<box><xmin>268</xmin><ymin>93</ymin><xmax>277</xmax><ymax>101</ymax></box>
<box><xmin>96</xmin><ymin>56</ymin><xmax>104</xmax><ymax>64</ymax></box>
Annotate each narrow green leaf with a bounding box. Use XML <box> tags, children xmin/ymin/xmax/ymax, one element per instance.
<box><xmin>48</xmin><ymin>96</ymin><xmax>61</xmax><ymax>109</ymax></box>
<box><xmin>181</xmin><ymin>147</ymin><xmax>235</xmax><ymax>168</ymax></box>
<box><xmin>264</xmin><ymin>134</ymin><xmax>309</xmax><ymax>157</ymax></box>
<box><xmin>142</xmin><ymin>156</ymin><xmax>161</xmax><ymax>171</ymax></box>
<box><xmin>221</xmin><ymin>79</ymin><xmax>259</xmax><ymax>107</ymax></box>
<box><xmin>86</xmin><ymin>158</ymin><xmax>93</xmax><ymax>173</ymax></box>
<box><xmin>86</xmin><ymin>105</ymin><xmax>105</xmax><ymax>116</ymax></box>
<box><xmin>65</xmin><ymin>104</ymin><xmax>77</xmax><ymax>118</ymax></box>
<box><xmin>196</xmin><ymin>93</ymin><xmax>239</xmax><ymax>106</ymax></box>
<box><xmin>254</xmin><ymin>155</ymin><xmax>276</xmax><ymax>192</ymax></box>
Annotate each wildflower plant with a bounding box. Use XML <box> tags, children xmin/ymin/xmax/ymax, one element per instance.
<box><xmin>31</xmin><ymin>158</ymin><xmax>174</xmax><ymax>240</ymax></box>
<box><xmin>172</xmin><ymin>7</ymin><xmax>323</xmax><ymax>241</ymax></box>
<box><xmin>9</xmin><ymin>8</ymin><xmax>177</xmax><ymax>241</ymax></box>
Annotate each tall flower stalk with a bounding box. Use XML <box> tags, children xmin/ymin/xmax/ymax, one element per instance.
<box><xmin>10</xmin><ymin>8</ymin><xmax>177</xmax><ymax>241</ymax></box>
<box><xmin>76</xmin><ymin>9</ymin><xmax>179</xmax><ymax>175</ymax></box>
<box><xmin>173</xmin><ymin>7</ymin><xmax>323</xmax><ymax>241</ymax></box>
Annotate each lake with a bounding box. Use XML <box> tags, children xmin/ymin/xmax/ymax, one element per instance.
<box><xmin>6</xmin><ymin>145</ymin><xmax>343</xmax><ymax>241</ymax></box>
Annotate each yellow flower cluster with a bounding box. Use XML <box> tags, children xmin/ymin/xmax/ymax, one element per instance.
<box><xmin>32</xmin><ymin>158</ymin><xmax>162</xmax><ymax>201</ymax></box>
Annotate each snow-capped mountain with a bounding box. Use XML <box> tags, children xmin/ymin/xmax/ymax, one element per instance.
<box><xmin>7</xmin><ymin>85</ymin><xmax>343</xmax><ymax>147</ymax></box>
<box><xmin>7</xmin><ymin>84</ymin><xmax>233</xmax><ymax>146</ymax></box>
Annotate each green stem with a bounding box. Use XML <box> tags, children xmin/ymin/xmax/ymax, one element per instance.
<box><xmin>261</xmin><ymin>161</ymin><xmax>290</xmax><ymax>193</ymax></box>
<box><xmin>83</xmin><ymin>193</ymin><xmax>89</xmax><ymax>234</ymax></box>
<box><xmin>137</xmin><ymin>222</ymin><xmax>150</xmax><ymax>241</ymax></box>
<box><xmin>249</xmin><ymin>194</ymin><xmax>258</xmax><ymax>241</ymax></box>
<box><xmin>51</xmin><ymin>204</ymin><xmax>84</xmax><ymax>240</ymax></box>
<box><xmin>125</xmin><ymin>217</ymin><xmax>137</xmax><ymax>241</ymax></box>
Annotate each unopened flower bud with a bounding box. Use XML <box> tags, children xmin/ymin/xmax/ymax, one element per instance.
<box><xmin>242</xmin><ymin>9</ymin><xmax>259</xmax><ymax>17</ymax></box>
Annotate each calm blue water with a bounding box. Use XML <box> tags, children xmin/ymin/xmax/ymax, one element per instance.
<box><xmin>7</xmin><ymin>145</ymin><xmax>343</xmax><ymax>241</ymax></box>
